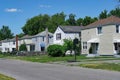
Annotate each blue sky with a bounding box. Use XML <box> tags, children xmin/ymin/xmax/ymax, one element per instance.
<box><xmin>0</xmin><ymin>0</ymin><xmax>118</xmax><ymax>35</ymax></box>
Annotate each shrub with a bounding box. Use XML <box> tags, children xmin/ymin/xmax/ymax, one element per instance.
<box><xmin>47</xmin><ymin>44</ymin><xmax>64</xmax><ymax>57</ymax></box>
<box><xmin>19</xmin><ymin>44</ymin><xmax>27</xmax><ymax>51</ymax></box>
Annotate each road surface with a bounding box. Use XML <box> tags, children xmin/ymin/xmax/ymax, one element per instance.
<box><xmin>0</xmin><ymin>59</ymin><xmax>120</xmax><ymax>80</ymax></box>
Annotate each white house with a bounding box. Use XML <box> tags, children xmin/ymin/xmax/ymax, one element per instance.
<box><xmin>32</xmin><ymin>29</ymin><xmax>53</xmax><ymax>52</ymax></box>
<box><xmin>0</xmin><ymin>38</ymin><xmax>16</xmax><ymax>52</ymax></box>
<box><xmin>81</xmin><ymin>16</ymin><xmax>120</xmax><ymax>56</ymax></box>
<box><xmin>18</xmin><ymin>35</ymin><xmax>34</xmax><ymax>51</ymax></box>
<box><xmin>53</xmin><ymin>26</ymin><xmax>81</xmax><ymax>45</ymax></box>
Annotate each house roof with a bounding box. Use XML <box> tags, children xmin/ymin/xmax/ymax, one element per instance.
<box><xmin>1</xmin><ymin>38</ymin><xmax>16</xmax><ymax>42</ymax></box>
<box><xmin>59</xmin><ymin>26</ymin><xmax>81</xmax><ymax>33</ymax></box>
<box><xmin>19</xmin><ymin>35</ymin><xmax>33</xmax><ymax>40</ymax></box>
<box><xmin>82</xmin><ymin>16</ymin><xmax>120</xmax><ymax>30</ymax></box>
<box><xmin>33</xmin><ymin>31</ymin><xmax>53</xmax><ymax>38</ymax></box>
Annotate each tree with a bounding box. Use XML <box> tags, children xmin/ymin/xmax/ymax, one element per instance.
<box><xmin>49</xmin><ymin>12</ymin><xmax>66</xmax><ymax>32</ymax></box>
<box><xmin>108</xmin><ymin>8</ymin><xmax>120</xmax><ymax>17</ymax></box>
<box><xmin>0</xmin><ymin>25</ymin><xmax>13</xmax><ymax>40</ymax></box>
<box><xmin>22</xmin><ymin>12</ymin><xmax>66</xmax><ymax>35</ymax></box>
<box><xmin>66</xmin><ymin>13</ymin><xmax>76</xmax><ymax>25</ymax></box>
<box><xmin>99</xmin><ymin>10</ymin><xmax>108</xmax><ymax>19</ymax></box>
<box><xmin>22</xmin><ymin>14</ymin><xmax>50</xmax><ymax>35</ymax></box>
<box><xmin>19</xmin><ymin>43</ymin><xmax>27</xmax><ymax>51</ymax></box>
<box><xmin>76</xmin><ymin>18</ymin><xmax>83</xmax><ymax>26</ymax></box>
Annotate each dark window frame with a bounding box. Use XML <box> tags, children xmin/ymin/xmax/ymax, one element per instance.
<box><xmin>56</xmin><ymin>33</ymin><xmax>61</xmax><ymax>40</ymax></box>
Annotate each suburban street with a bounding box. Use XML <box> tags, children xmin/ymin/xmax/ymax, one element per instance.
<box><xmin>0</xmin><ymin>59</ymin><xmax>120</xmax><ymax>80</ymax></box>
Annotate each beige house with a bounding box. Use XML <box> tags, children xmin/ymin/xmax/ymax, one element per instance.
<box><xmin>81</xmin><ymin>16</ymin><xmax>120</xmax><ymax>55</ymax></box>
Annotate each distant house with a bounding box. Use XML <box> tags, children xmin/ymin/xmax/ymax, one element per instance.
<box><xmin>81</xmin><ymin>16</ymin><xmax>120</xmax><ymax>55</ymax></box>
<box><xmin>53</xmin><ymin>26</ymin><xmax>81</xmax><ymax>45</ymax></box>
<box><xmin>18</xmin><ymin>35</ymin><xmax>34</xmax><ymax>51</ymax></box>
<box><xmin>32</xmin><ymin>29</ymin><xmax>53</xmax><ymax>52</ymax></box>
<box><xmin>0</xmin><ymin>38</ymin><xmax>16</xmax><ymax>52</ymax></box>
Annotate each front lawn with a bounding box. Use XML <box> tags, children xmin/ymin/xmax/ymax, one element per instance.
<box><xmin>0</xmin><ymin>73</ymin><xmax>15</xmax><ymax>80</ymax></box>
<box><xmin>7</xmin><ymin>55</ymin><xmax>86</xmax><ymax>63</ymax></box>
<box><xmin>80</xmin><ymin>63</ymin><xmax>120</xmax><ymax>71</ymax></box>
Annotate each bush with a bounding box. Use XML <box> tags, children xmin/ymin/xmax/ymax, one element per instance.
<box><xmin>19</xmin><ymin>44</ymin><xmax>27</xmax><ymax>51</ymax></box>
<box><xmin>47</xmin><ymin>44</ymin><xmax>64</xmax><ymax>57</ymax></box>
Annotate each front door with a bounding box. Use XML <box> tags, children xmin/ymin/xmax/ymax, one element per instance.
<box><xmin>92</xmin><ymin>43</ymin><xmax>99</xmax><ymax>54</ymax></box>
<box><xmin>114</xmin><ymin>43</ymin><xmax>120</xmax><ymax>55</ymax></box>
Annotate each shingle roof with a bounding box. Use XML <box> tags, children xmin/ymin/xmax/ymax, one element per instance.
<box><xmin>82</xmin><ymin>16</ymin><xmax>120</xmax><ymax>30</ymax></box>
<box><xmin>20</xmin><ymin>35</ymin><xmax>33</xmax><ymax>40</ymax></box>
<box><xmin>1</xmin><ymin>38</ymin><xmax>16</xmax><ymax>42</ymax></box>
<box><xmin>33</xmin><ymin>31</ymin><xmax>53</xmax><ymax>37</ymax></box>
<box><xmin>59</xmin><ymin>26</ymin><xmax>81</xmax><ymax>33</ymax></box>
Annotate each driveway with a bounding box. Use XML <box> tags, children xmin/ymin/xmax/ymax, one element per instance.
<box><xmin>0</xmin><ymin>59</ymin><xmax>120</xmax><ymax>80</ymax></box>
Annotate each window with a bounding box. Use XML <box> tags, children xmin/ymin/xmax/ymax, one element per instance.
<box><xmin>35</xmin><ymin>38</ymin><xmax>37</xmax><ymax>41</ymax></box>
<box><xmin>83</xmin><ymin>42</ymin><xmax>87</xmax><ymax>49</ymax></box>
<box><xmin>97</xmin><ymin>27</ymin><xmax>102</xmax><ymax>34</ymax></box>
<box><xmin>56</xmin><ymin>33</ymin><xmax>61</xmax><ymax>40</ymax></box>
<box><xmin>13</xmin><ymin>41</ymin><xmax>15</xmax><ymax>45</ymax></box>
<box><xmin>42</xmin><ymin>37</ymin><xmax>44</xmax><ymax>41</ymax></box>
<box><xmin>116</xmin><ymin>25</ymin><xmax>119</xmax><ymax>33</ymax></box>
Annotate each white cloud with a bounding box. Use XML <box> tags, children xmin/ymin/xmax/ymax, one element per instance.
<box><xmin>39</xmin><ymin>5</ymin><xmax>52</xmax><ymax>8</ymax></box>
<box><xmin>5</xmin><ymin>8</ymin><xmax>22</xmax><ymax>12</ymax></box>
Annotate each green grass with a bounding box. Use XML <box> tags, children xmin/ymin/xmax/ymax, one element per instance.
<box><xmin>0</xmin><ymin>73</ymin><xmax>15</xmax><ymax>80</ymax></box>
<box><xmin>7</xmin><ymin>55</ymin><xmax>86</xmax><ymax>63</ymax></box>
<box><xmin>0</xmin><ymin>53</ymin><xmax>120</xmax><ymax>63</ymax></box>
<box><xmin>80</xmin><ymin>63</ymin><xmax>120</xmax><ymax>71</ymax></box>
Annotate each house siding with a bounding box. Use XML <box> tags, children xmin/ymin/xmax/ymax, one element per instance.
<box><xmin>54</xmin><ymin>27</ymin><xmax>80</xmax><ymax>45</ymax></box>
<box><xmin>81</xmin><ymin>25</ymin><xmax>116</xmax><ymax>55</ymax></box>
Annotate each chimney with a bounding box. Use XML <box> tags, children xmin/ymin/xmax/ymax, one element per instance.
<box><xmin>16</xmin><ymin>35</ymin><xmax>18</xmax><ymax>51</ymax></box>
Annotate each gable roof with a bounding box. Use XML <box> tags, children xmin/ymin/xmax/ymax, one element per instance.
<box><xmin>82</xmin><ymin>16</ymin><xmax>120</xmax><ymax>30</ymax></box>
<box><xmin>33</xmin><ymin>31</ymin><xmax>53</xmax><ymax>38</ymax></box>
<box><xmin>1</xmin><ymin>38</ymin><xmax>16</xmax><ymax>42</ymax></box>
<box><xmin>59</xmin><ymin>26</ymin><xmax>81</xmax><ymax>33</ymax></box>
<box><xmin>19</xmin><ymin>35</ymin><xmax>33</xmax><ymax>40</ymax></box>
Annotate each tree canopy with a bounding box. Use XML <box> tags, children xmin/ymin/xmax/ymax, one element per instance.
<box><xmin>0</xmin><ymin>25</ymin><xmax>13</xmax><ymax>40</ymax></box>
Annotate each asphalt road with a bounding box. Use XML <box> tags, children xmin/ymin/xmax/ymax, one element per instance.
<box><xmin>0</xmin><ymin>59</ymin><xmax>120</xmax><ymax>80</ymax></box>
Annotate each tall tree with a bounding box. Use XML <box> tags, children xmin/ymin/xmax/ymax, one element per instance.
<box><xmin>50</xmin><ymin>12</ymin><xmax>66</xmax><ymax>32</ymax></box>
<box><xmin>22</xmin><ymin>14</ymin><xmax>50</xmax><ymax>35</ymax></box>
<box><xmin>66</xmin><ymin>13</ymin><xmax>76</xmax><ymax>25</ymax></box>
<box><xmin>22</xmin><ymin>12</ymin><xmax>66</xmax><ymax>35</ymax></box>
<box><xmin>99</xmin><ymin>10</ymin><xmax>108</xmax><ymax>19</ymax></box>
<box><xmin>76</xmin><ymin>18</ymin><xmax>83</xmax><ymax>26</ymax></box>
<box><xmin>0</xmin><ymin>25</ymin><xmax>13</xmax><ymax>40</ymax></box>
<box><xmin>108</xmin><ymin>8</ymin><xmax>120</xmax><ymax>17</ymax></box>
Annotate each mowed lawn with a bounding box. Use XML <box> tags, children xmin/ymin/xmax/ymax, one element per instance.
<box><xmin>80</xmin><ymin>63</ymin><xmax>120</xmax><ymax>72</ymax></box>
<box><xmin>0</xmin><ymin>73</ymin><xmax>15</xmax><ymax>80</ymax></box>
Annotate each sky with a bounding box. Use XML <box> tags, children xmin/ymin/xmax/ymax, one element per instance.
<box><xmin>0</xmin><ymin>0</ymin><xmax>118</xmax><ymax>35</ymax></box>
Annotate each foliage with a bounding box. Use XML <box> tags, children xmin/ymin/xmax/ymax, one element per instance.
<box><xmin>17</xmin><ymin>33</ymin><xmax>25</xmax><ymax>38</ymax></box>
<box><xmin>47</xmin><ymin>44</ymin><xmax>64</xmax><ymax>57</ymax></box>
<box><xmin>99</xmin><ymin>10</ymin><xmax>108</xmax><ymax>19</ymax></box>
<box><xmin>22</xmin><ymin>12</ymin><xmax>66</xmax><ymax>35</ymax></box>
<box><xmin>19</xmin><ymin>44</ymin><xmax>27</xmax><ymax>51</ymax></box>
<box><xmin>109</xmin><ymin>8</ymin><xmax>120</xmax><ymax>17</ymax></box>
<box><xmin>80</xmin><ymin>63</ymin><xmax>120</xmax><ymax>71</ymax></box>
<box><xmin>66</xmin><ymin>13</ymin><xmax>76</xmax><ymax>25</ymax></box>
<box><xmin>0</xmin><ymin>25</ymin><xmax>14</xmax><ymax>40</ymax></box>
<box><xmin>63</xmin><ymin>39</ymin><xmax>73</xmax><ymax>52</ymax></box>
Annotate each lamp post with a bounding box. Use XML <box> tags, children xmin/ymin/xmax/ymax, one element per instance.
<box><xmin>73</xmin><ymin>38</ymin><xmax>79</xmax><ymax>61</ymax></box>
